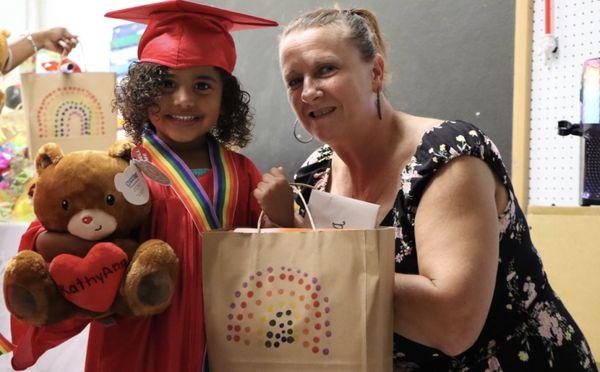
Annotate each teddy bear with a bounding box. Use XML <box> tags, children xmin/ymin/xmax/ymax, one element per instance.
<box><xmin>0</xmin><ymin>29</ymin><xmax>10</xmax><ymax>113</ymax></box>
<box><xmin>3</xmin><ymin>140</ymin><xmax>179</xmax><ymax>325</ymax></box>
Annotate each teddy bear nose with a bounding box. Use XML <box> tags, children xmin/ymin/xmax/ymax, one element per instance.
<box><xmin>82</xmin><ymin>216</ymin><xmax>93</xmax><ymax>225</ymax></box>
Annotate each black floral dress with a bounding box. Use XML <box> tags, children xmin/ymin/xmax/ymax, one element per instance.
<box><xmin>294</xmin><ymin>121</ymin><xmax>597</xmax><ymax>371</ymax></box>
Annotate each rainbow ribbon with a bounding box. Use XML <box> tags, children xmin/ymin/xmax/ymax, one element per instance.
<box><xmin>142</xmin><ymin>131</ymin><xmax>238</xmax><ymax>231</ymax></box>
<box><xmin>0</xmin><ymin>332</ymin><xmax>15</xmax><ymax>355</ymax></box>
<box><xmin>208</xmin><ymin>138</ymin><xmax>239</xmax><ymax>229</ymax></box>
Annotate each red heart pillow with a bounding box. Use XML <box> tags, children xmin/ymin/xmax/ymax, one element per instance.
<box><xmin>49</xmin><ymin>242</ymin><xmax>128</xmax><ymax>313</ymax></box>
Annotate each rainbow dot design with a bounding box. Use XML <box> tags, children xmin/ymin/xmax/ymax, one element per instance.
<box><xmin>226</xmin><ymin>266</ymin><xmax>332</xmax><ymax>356</ymax></box>
<box><xmin>36</xmin><ymin>87</ymin><xmax>106</xmax><ymax>138</ymax></box>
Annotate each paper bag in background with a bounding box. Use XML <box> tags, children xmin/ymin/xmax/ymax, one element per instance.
<box><xmin>202</xmin><ymin>227</ymin><xmax>395</xmax><ymax>372</ymax></box>
<box><xmin>302</xmin><ymin>189</ymin><xmax>380</xmax><ymax>229</ymax></box>
<box><xmin>20</xmin><ymin>72</ymin><xmax>117</xmax><ymax>156</ymax></box>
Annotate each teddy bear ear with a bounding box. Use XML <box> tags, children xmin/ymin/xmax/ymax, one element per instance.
<box><xmin>35</xmin><ymin>143</ymin><xmax>64</xmax><ymax>175</ymax></box>
<box><xmin>108</xmin><ymin>140</ymin><xmax>135</xmax><ymax>161</ymax></box>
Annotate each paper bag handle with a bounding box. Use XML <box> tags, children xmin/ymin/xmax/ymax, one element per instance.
<box><xmin>257</xmin><ymin>183</ymin><xmax>316</xmax><ymax>232</ymax></box>
<box><xmin>42</xmin><ymin>40</ymin><xmax>87</xmax><ymax>73</ymax></box>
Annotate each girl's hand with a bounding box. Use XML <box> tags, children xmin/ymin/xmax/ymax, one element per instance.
<box><xmin>33</xmin><ymin>27</ymin><xmax>78</xmax><ymax>55</ymax></box>
<box><xmin>253</xmin><ymin>167</ymin><xmax>295</xmax><ymax>227</ymax></box>
<box><xmin>36</xmin><ymin>231</ymin><xmax>95</xmax><ymax>262</ymax></box>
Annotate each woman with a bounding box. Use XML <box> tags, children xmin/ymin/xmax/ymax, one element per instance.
<box><xmin>254</xmin><ymin>7</ymin><xmax>597</xmax><ymax>371</ymax></box>
<box><xmin>1</xmin><ymin>27</ymin><xmax>77</xmax><ymax>112</ymax></box>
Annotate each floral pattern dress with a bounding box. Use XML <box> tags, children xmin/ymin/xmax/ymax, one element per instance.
<box><xmin>294</xmin><ymin>121</ymin><xmax>597</xmax><ymax>371</ymax></box>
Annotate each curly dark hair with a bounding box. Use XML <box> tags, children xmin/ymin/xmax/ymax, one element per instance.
<box><xmin>114</xmin><ymin>62</ymin><xmax>254</xmax><ymax>147</ymax></box>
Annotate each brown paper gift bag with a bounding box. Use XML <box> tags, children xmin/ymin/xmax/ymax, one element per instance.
<box><xmin>202</xmin><ymin>225</ymin><xmax>395</xmax><ymax>372</ymax></box>
<box><xmin>20</xmin><ymin>72</ymin><xmax>117</xmax><ymax>156</ymax></box>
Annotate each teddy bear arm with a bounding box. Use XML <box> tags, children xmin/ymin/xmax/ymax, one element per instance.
<box><xmin>36</xmin><ymin>231</ymin><xmax>96</xmax><ymax>262</ymax></box>
<box><xmin>4</xmin><ymin>250</ymin><xmax>77</xmax><ymax>325</ymax></box>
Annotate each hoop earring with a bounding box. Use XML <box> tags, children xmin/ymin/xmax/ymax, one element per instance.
<box><xmin>376</xmin><ymin>90</ymin><xmax>383</xmax><ymax>120</ymax></box>
<box><xmin>293</xmin><ymin>119</ymin><xmax>313</xmax><ymax>144</ymax></box>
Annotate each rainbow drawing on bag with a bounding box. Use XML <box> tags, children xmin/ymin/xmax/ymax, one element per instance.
<box><xmin>226</xmin><ymin>266</ymin><xmax>332</xmax><ymax>356</ymax></box>
<box><xmin>36</xmin><ymin>87</ymin><xmax>106</xmax><ymax>138</ymax></box>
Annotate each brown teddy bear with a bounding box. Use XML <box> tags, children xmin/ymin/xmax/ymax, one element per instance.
<box><xmin>0</xmin><ymin>29</ymin><xmax>10</xmax><ymax>113</ymax></box>
<box><xmin>3</xmin><ymin>141</ymin><xmax>179</xmax><ymax>325</ymax></box>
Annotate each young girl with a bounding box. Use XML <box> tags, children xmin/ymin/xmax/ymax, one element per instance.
<box><xmin>11</xmin><ymin>2</ymin><xmax>276</xmax><ymax>371</ymax></box>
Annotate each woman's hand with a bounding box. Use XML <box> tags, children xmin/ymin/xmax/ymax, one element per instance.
<box><xmin>253</xmin><ymin>167</ymin><xmax>295</xmax><ymax>227</ymax></box>
<box><xmin>32</xmin><ymin>27</ymin><xmax>78</xmax><ymax>55</ymax></box>
<box><xmin>3</xmin><ymin>27</ymin><xmax>79</xmax><ymax>74</ymax></box>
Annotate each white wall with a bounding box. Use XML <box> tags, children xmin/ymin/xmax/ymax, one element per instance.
<box><xmin>528</xmin><ymin>0</ymin><xmax>600</xmax><ymax>206</ymax></box>
<box><xmin>0</xmin><ymin>0</ymin><xmax>39</xmax><ymax>42</ymax></box>
<box><xmin>0</xmin><ymin>3</ymin><xmax>27</xmax><ymax>36</ymax></box>
<box><xmin>37</xmin><ymin>0</ymin><xmax>150</xmax><ymax>72</ymax></box>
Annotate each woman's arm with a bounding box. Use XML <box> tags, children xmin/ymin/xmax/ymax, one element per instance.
<box><xmin>393</xmin><ymin>156</ymin><xmax>502</xmax><ymax>356</ymax></box>
<box><xmin>3</xmin><ymin>27</ymin><xmax>78</xmax><ymax>74</ymax></box>
<box><xmin>36</xmin><ymin>231</ymin><xmax>96</xmax><ymax>261</ymax></box>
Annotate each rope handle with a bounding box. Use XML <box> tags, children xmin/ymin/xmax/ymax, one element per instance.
<box><xmin>40</xmin><ymin>38</ymin><xmax>86</xmax><ymax>73</ymax></box>
<box><xmin>257</xmin><ymin>182</ymin><xmax>317</xmax><ymax>232</ymax></box>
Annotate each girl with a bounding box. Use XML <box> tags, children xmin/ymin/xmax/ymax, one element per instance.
<box><xmin>11</xmin><ymin>2</ymin><xmax>277</xmax><ymax>371</ymax></box>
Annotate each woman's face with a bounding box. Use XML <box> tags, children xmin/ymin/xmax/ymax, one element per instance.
<box><xmin>148</xmin><ymin>66</ymin><xmax>223</xmax><ymax>146</ymax></box>
<box><xmin>279</xmin><ymin>26</ymin><xmax>379</xmax><ymax>144</ymax></box>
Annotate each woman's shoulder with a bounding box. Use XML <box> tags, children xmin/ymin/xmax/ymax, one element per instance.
<box><xmin>402</xmin><ymin>120</ymin><xmax>508</xmax><ymax>204</ymax></box>
<box><xmin>294</xmin><ymin>145</ymin><xmax>332</xmax><ymax>176</ymax></box>
<box><xmin>294</xmin><ymin>145</ymin><xmax>332</xmax><ymax>186</ymax></box>
<box><xmin>300</xmin><ymin>145</ymin><xmax>333</xmax><ymax>168</ymax></box>
<box><xmin>412</xmin><ymin>120</ymin><xmax>503</xmax><ymax>165</ymax></box>
<box><xmin>417</xmin><ymin>120</ymin><xmax>485</xmax><ymax>143</ymax></box>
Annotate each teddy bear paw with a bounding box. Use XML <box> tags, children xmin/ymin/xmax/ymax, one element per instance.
<box><xmin>3</xmin><ymin>250</ymin><xmax>74</xmax><ymax>325</ymax></box>
<box><xmin>122</xmin><ymin>239</ymin><xmax>178</xmax><ymax>316</ymax></box>
<box><xmin>124</xmin><ymin>270</ymin><xmax>175</xmax><ymax>316</ymax></box>
<box><xmin>137</xmin><ymin>271</ymin><xmax>173</xmax><ymax>307</ymax></box>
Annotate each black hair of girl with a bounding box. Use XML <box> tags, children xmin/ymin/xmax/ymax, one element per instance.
<box><xmin>114</xmin><ymin>61</ymin><xmax>254</xmax><ymax>147</ymax></box>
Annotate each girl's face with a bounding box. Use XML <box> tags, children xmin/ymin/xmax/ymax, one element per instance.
<box><xmin>279</xmin><ymin>26</ymin><xmax>380</xmax><ymax>145</ymax></box>
<box><xmin>149</xmin><ymin>66</ymin><xmax>223</xmax><ymax>146</ymax></box>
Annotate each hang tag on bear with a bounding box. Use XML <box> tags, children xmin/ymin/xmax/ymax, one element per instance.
<box><xmin>132</xmin><ymin>159</ymin><xmax>171</xmax><ymax>186</ymax></box>
<box><xmin>114</xmin><ymin>162</ymin><xmax>150</xmax><ymax>205</ymax></box>
<box><xmin>131</xmin><ymin>146</ymin><xmax>171</xmax><ymax>185</ymax></box>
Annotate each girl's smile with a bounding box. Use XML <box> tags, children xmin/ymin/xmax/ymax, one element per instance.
<box><xmin>148</xmin><ymin>66</ymin><xmax>223</xmax><ymax>146</ymax></box>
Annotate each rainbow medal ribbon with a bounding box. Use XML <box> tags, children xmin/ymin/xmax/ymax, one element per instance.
<box><xmin>207</xmin><ymin>136</ymin><xmax>239</xmax><ymax>229</ymax></box>
<box><xmin>0</xmin><ymin>332</ymin><xmax>15</xmax><ymax>355</ymax></box>
<box><xmin>135</xmin><ymin>130</ymin><xmax>238</xmax><ymax>231</ymax></box>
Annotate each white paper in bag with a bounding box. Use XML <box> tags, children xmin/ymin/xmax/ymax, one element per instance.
<box><xmin>302</xmin><ymin>189</ymin><xmax>380</xmax><ymax>229</ymax></box>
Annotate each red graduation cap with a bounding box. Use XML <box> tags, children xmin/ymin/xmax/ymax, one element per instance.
<box><xmin>105</xmin><ymin>0</ymin><xmax>277</xmax><ymax>73</ymax></box>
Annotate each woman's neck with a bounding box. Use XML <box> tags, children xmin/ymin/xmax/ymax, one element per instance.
<box><xmin>331</xmin><ymin>105</ymin><xmax>406</xmax><ymax>178</ymax></box>
<box><xmin>328</xmin><ymin>104</ymin><xmax>420</xmax><ymax>204</ymax></box>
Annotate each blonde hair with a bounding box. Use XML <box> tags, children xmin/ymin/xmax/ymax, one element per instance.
<box><xmin>282</xmin><ymin>8</ymin><xmax>388</xmax><ymax>64</ymax></box>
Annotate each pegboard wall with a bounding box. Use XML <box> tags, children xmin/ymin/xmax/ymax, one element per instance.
<box><xmin>529</xmin><ymin>0</ymin><xmax>600</xmax><ymax>206</ymax></box>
